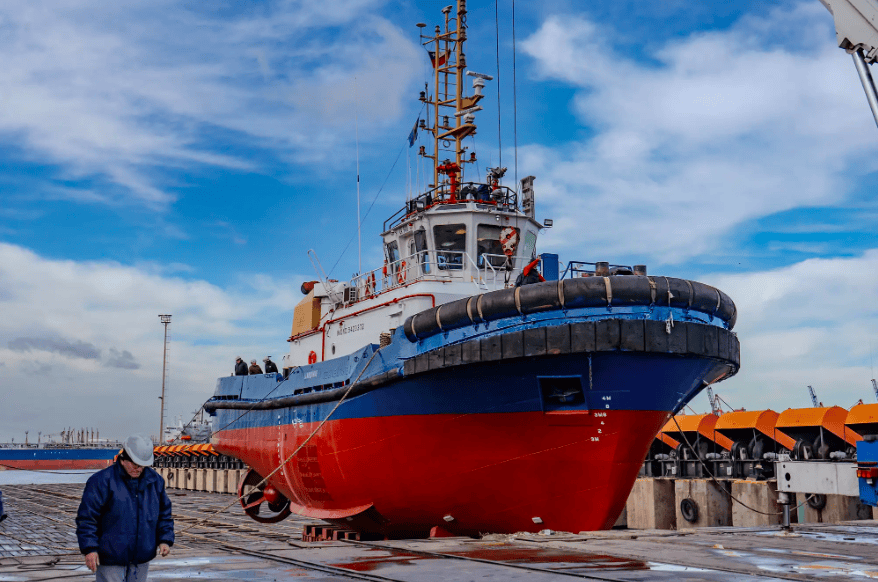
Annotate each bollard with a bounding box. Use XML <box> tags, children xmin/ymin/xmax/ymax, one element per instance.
<box><xmin>778</xmin><ymin>491</ymin><xmax>791</xmax><ymax>530</ymax></box>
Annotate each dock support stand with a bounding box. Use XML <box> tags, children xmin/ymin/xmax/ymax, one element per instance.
<box><xmin>778</xmin><ymin>491</ymin><xmax>791</xmax><ymax>530</ymax></box>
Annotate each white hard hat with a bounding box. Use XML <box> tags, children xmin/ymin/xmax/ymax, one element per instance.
<box><xmin>251</xmin><ymin>359</ymin><xmax>257</xmax><ymax>364</ymax></box>
<box><xmin>123</xmin><ymin>434</ymin><xmax>154</xmax><ymax>466</ymax></box>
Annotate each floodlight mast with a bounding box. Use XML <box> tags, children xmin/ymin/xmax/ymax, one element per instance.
<box><xmin>819</xmin><ymin>0</ymin><xmax>878</xmax><ymax>127</ymax></box>
<box><xmin>158</xmin><ymin>315</ymin><xmax>172</xmax><ymax>444</ymax></box>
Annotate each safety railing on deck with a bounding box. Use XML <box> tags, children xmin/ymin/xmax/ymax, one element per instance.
<box><xmin>340</xmin><ymin>249</ymin><xmax>530</xmax><ymax>304</ymax></box>
<box><xmin>383</xmin><ymin>183</ymin><xmax>520</xmax><ymax>231</ymax></box>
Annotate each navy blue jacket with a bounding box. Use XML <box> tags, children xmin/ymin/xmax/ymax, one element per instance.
<box><xmin>76</xmin><ymin>462</ymin><xmax>174</xmax><ymax>565</ymax></box>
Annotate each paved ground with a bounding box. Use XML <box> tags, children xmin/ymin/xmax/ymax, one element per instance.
<box><xmin>2</xmin><ymin>483</ymin><xmax>878</xmax><ymax>581</ymax></box>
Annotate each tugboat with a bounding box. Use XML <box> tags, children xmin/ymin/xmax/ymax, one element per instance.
<box><xmin>205</xmin><ymin>0</ymin><xmax>740</xmax><ymax>538</ymax></box>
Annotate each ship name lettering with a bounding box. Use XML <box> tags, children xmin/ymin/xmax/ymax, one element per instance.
<box><xmin>304</xmin><ymin>371</ymin><xmax>318</xmax><ymax>379</ymax></box>
<box><xmin>337</xmin><ymin>323</ymin><xmax>365</xmax><ymax>336</ymax></box>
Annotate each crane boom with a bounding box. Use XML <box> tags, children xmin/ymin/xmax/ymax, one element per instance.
<box><xmin>819</xmin><ymin>0</ymin><xmax>878</xmax><ymax>126</ymax></box>
<box><xmin>706</xmin><ymin>386</ymin><xmax>718</xmax><ymax>415</ymax></box>
<box><xmin>872</xmin><ymin>378</ymin><xmax>878</xmax><ymax>401</ymax></box>
<box><xmin>808</xmin><ymin>385</ymin><xmax>820</xmax><ymax>407</ymax></box>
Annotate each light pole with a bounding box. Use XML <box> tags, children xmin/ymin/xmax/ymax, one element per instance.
<box><xmin>158</xmin><ymin>315</ymin><xmax>172</xmax><ymax>444</ymax></box>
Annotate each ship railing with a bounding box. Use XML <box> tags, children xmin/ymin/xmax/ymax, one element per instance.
<box><xmin>562</xmin><ymin>261</ymin><xmax>635</xmax><ymax>279</ymax></box>
<box><xmin>346</xmin><ymin>249</ymin><xmax>527</xmax><ymax>303</ymax></box>
<box><xmin>472</xmin><ymin>253</ymin><xmax>532</xmax><ymax>288</ymax></box>
<box><xmin>383</xmin><ymin>182</ymin><xmax>520</xmax><ymax>231</ymax></box>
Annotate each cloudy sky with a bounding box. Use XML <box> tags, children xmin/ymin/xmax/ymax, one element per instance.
<box><xmin>1</xmin><ymin>0</ymin><xmax>877</xmax><ymax>442</ymax></box>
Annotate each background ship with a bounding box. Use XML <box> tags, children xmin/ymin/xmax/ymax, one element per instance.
<box><xmin>206</xmin><ymin>0</ymin><xmax>740</xmax><ymax>538</ymax></box>
<box><xmin>0</xmin><ymin>429</ymin><xmax>119</xmax><ymax>471</ymax></box>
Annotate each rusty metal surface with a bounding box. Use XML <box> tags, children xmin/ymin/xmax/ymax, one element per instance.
<box><xmin>2</xmin><ymin>484</ymin><xmax>878</xmax><ymax>580</ymax></box>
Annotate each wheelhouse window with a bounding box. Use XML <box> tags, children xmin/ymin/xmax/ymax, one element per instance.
<box><xmin>414</xmin><ymin>228</ymin><xmax>430</xmax><ymax>274</ymax></box>
<box><xmin>433</xmin><ymin>224</ymin><xmax>465</xmax><ymax>270</ymax></box>
<box><xmin>477</xmin><ymin>225</ymin><xmax>518</xmax><ymax>268</ymax></box>
<box><xmin>385</xmin><ymin>240</ymin><xmax>400</xmax><ymax>274</ymax></box>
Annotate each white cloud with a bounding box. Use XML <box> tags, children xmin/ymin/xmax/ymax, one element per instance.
<box><xmin>704</xmin><ymin>250</ymin><xmax>878</xmax><ymax>411</ymax></box>
<box><xmin>0</xmin><ymin>242</ymin><xmax>307</xmax><ymax>441</ymax></box>
<box><xmin>520</xmin><ymin>3</ymin><xmax>878</xmax><ymax>265</ymax></box>
<box><xmin>0</xmin><ymin>0</ymin><xmax>420</xmax><ymax>207</ymax></box>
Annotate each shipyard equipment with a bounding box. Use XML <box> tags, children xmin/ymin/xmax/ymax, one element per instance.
<box><xmin>819</xmin><ymin>0</ymin><xmax>878</xmax><ymax>126</ymax></box>
<box><xmin>660</xmin><ymin>414</ymin><xmax>734</xmax><ymax>478</ymax></box>
<box><xmin>846</xmin><ymin>402</ymin><xmax>878</xmax><ymax>442</ymax></box>
<box><xmin>712</xmin><ymin>409</ymin><xmax>797</xmax><ymax>480</ymax></box>
<box><xmin>640</xmin><ymin>431</ymin><xmax>682</xmax><ymax>477</ymax></box>
<box><xmin>775</xmin><ymin>406</ymin><xmax>860</xmax><ymax>460</ymax></box>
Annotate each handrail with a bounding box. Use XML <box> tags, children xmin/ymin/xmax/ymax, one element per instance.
<box><xmin>335</xmin><ymin>248</ymin><xmax>529</xmax><ymax>306</ymax></box>
<box><xmin>383</xmin><ymin>182</ymin><xmax>520</xmax><ymax>231</ymax></box>
<box><xmin>561</xmin><ymin>261</ymin><xmax>635</xmax><ymax>279</ymax></box>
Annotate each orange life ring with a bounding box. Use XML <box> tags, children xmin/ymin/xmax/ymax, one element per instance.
<box><xmin>382</xmin><ymin>262</ymin><xmax>388</xmax><ymax>277</ymax></box>
<box><xmin>308</xmin><ymin>351</ymin><xmax>317</xmax><ymax>365</ymax></box>
<box><xmin>397</xmin><ymin>260</ymin><xmax>407</xmax><ymax>285</ymax></box>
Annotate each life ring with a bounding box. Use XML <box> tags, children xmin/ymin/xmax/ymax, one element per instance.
<box><xmin>397</xmin><ymin>261</ymin><xmax>407</xmax><ymax>285</ymax></box>
<box><xmin>382</xmin><ymin>261</ymin><xmax>388</xmax><ymax>278</ymax></box>
<box><xmin>364</xmin><ymin>273</ymin><xmax>376</xmax><ymax>296</ymax></box>
<box><xmin>499</xmin><ymin>226</ymin><xmax>518</xmax><ymax>257</ymax></box>
<box><xmin>307</xmin><ymin>351</ymin><xmax>317</xmax><ymax>365</ymax></box>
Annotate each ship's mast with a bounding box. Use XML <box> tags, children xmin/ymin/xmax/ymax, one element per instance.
<box><xmin>420</xmin><ymin>0</ymin><xmax>481</xmax><ymax>193</ymax></box>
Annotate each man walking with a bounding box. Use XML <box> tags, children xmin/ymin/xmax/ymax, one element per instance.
<box><xmin>76</xmin><ymin>434</ymin><xmax>174</xmax><ymax>581</ymax></box>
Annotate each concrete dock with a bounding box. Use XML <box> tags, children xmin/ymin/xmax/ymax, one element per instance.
<box><xmin>4</xmin><ymin>483</ymin><xmax>878</xmax><ymax>580</ymax></box>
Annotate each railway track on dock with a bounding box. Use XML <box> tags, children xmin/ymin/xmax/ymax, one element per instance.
<box><xmin>2</xmin><ymin>484</ymin><xmax>862</xmax><ymax>581</ymax></box>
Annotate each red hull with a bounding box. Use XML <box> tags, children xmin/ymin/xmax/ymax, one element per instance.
<box><xmin>215</xmin><ymin>409</ymin><xmax>669</xmax><ymax>536</ymax></box>
<box><xmin>0</xmin><ymin>459</ymin><xmax>114</xmax><ymax>471</ymax></box>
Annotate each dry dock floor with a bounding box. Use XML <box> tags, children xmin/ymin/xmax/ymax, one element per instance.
<box><xmin>2</xmin><ymin>484</ymin><xmax>878</xmax><ymax>581</ymax></box>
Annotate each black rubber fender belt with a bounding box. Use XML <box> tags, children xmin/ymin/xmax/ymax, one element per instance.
<box><xmin>402</xmin><ymin>319</ymin><xmax>740</xmax><ymax>379</ymax></box>
<box><xmin>403</xmin><ymin>276</ymin><xmax>737</xmax><ymax>342</ymax></box>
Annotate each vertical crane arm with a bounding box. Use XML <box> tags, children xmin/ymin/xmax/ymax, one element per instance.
<box><xmin>808</xmin><ymin>385</ymin><xmax>819</xmax><ymax>407</ymax></box>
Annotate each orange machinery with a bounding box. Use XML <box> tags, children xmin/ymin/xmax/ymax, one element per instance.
<box><xmin>712</xmin><ymin>409</ymin><xmax>796</xmax><ymax>479</ymax></box>
<box><xmin>846</xmin><ymin>402</ymin><xmax>878</xmax><ymax>443</ymax></box>
<box><xmin>641</xmin><ymin>431</ymin><xmax>682</xmax><ymax>477</ymax></box>
<box><xmin>775</xmin><ymin>406</ymin><xmax>861</xmax><ymax>460</ymax></box>
<box><xmin>661</xmin><ymin>413</ymin><xmax>734</xmax><ymax>478</ymax></box>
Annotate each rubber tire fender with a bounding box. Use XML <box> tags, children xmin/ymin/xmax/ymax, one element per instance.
<box><xmin>607</xmin><ymin>276</ymin><xmax>652</xmax><ymax>306</ymax></box>
<box><xmin>479</xmin><ymin>287</ymin><xmax>519</xmax><ymax>320</ymax></box>
<box><xmin>561</xmin><ymin>277</ymin><xmax>611</xmax><ymax>309</ymax></box>
<box><xmin>680</xmin><ymin>498</ymin><xmax>699</xmax><ymax>523</ymax></box>
<box><xmin>807</xmin><ymin>494</ymin><xmax>827</xmax><ymax>510</ymax></box>
<box><xmin>517</xmin><ymin>280</ymin><xmax>562</xmax><ymax>315</ymax></box>
<box><xmin>408</xmin><ymin>306</ymin><xmax>442</xmax><ymax>340</ymax></box>
<box><xmin>437</xmin><ymin>297</ymin><xmax>473</xmax><ymax>330</ymax></box>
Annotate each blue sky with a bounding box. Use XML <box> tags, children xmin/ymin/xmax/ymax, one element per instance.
<box><xmin>1</xmin><ymin>0</ymin><xmax>877</xmax><ymax>441</ymax></box>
